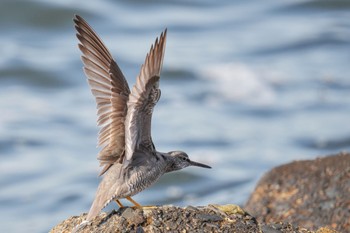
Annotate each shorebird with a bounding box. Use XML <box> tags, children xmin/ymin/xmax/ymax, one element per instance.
<box><xmin>73</xmin><ymin>15</ymin><xmax>211</xmax><ymax>222</ymax></box>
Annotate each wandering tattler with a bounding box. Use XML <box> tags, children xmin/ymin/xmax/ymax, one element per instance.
<box><xmin>73</xmin><ymin>15</ymin><xmax>211</xmax><ymax>222</ymax></box>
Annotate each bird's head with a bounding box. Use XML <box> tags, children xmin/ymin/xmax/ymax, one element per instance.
<box><xmin>167</xmin><ymin>151</ymin><xmax>211</xmax><ymax>172</ymax></box>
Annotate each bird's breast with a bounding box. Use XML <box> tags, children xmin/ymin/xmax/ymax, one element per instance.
<box><xmin>124</xmin><ymin>160</ymin><xmax>167</xmax><ymax>197</ymax></box>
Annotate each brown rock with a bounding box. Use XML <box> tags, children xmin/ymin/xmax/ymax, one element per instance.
<box><xmin>50</xmin><ymin>204</ymin><xmax>337</xmax><ymax>233</ymax></box>
<box><xmin>50</xmin><ymin>204</ymin><xmax>260</xmax><ymax>233</ymax></box>
<box><xmin>245</xmin><ymin>152</ymin><xmax>350</xmax><ymax>232</ymax></box>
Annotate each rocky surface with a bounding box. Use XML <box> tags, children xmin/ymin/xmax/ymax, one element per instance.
<box><xmin>245</xmin><ymin>152</ymin><xmax>349</xmax><ymax>233</ymax></box>
<box><xmin>51</xmin><ymin>204</ymin><xmax>337</xmax><ymax>233</ymax></box>
<box><xmin>51</xmin><ymin>153</ymin><xmax>348</xmax><ymax>232</ymax></box>
<box><xmin>51</xmin><ymin>204</ymin><xmax>261</xmax><ymax>233</ymax></box>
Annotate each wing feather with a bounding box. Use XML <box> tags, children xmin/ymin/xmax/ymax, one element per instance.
<box><xmin>124</xmin><ymin>30</ymin><xmax>167</xmax><ymax>164</ymax></box>
<box><xmin>74</xmin><ymin>15</ymin><xmax>130</xmax><ymax>175</ymax></box>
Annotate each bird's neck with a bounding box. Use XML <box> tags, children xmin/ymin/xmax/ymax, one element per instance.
<box><xmin>156</xmin><ymin>152</ymin><xmax>176</xmax><ymax>173</ymax></box>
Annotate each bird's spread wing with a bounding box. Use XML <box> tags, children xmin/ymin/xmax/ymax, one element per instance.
<box><xmin>124</xmin><ymin>30</ymin><xmax>167</xmax><ymax>165</ymax></box>
<box><xmin>74</xmin><ymin>15</ymin><xmax>130</xmax><ymax>175</ymax></box>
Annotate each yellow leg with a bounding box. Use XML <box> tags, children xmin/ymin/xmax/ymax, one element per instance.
<box><xmin>125</xmin><ymin>196</ymin><xmax>141</xmax><ymax>208</ymax></box>
<box><xmin>115</xmin><ymin>199</ymin><xmax>124</xmax><ymax>207</ymax></box>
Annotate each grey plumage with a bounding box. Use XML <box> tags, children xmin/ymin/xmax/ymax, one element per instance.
<box><xmin>73</xmin><ymin>15</ymin><xmax>211</xmax><ymax>222</ymax></box>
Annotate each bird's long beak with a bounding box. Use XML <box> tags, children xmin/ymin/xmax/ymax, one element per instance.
<box><xmin>190</xmin><ymin>160</ymin><xmax>211</xmax><ymax>169</ymax></box>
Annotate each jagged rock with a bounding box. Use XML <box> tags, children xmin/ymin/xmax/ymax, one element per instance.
<box><xmin>245</xmin><ymin>152</ymin><xmax>349</xmax><ymax>233</ymax></box>
<box><xmin>50</xmin><ymin>204</ymin><xmax>337</xmax><ymax>233</ymax></box>
<box><xmin>51</xmin><ymin>204</ymin><xmax>259</xmax><ymax>233</ymax></box>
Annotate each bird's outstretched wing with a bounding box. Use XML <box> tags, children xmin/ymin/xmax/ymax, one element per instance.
<box><xmin>124</xmin><ymin>30</ymin><xmax>167</xmax><ymax>165</ymax></box>
<box><xmin>74</xmin><ymin>15</ymin><xmax>130</xmax><ymax>175</ymax></box>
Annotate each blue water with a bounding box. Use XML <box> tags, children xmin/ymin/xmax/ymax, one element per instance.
<box><xmin>1</xmin><ymin>0</ymin><xmax>350</xmax><ymax>232</ymax></box>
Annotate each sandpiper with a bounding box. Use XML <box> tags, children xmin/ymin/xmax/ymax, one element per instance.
<box><xmin>74</xmin><ymin>15</ymin><xmax>211</xmax><ymax>222</ymax></box>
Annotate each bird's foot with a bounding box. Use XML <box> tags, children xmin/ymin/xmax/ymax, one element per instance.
<box><xmin>141</xmin><ymin>205</ymin><xmax>158</xmax><ymax>209</ymax></box>
<box><xmin>129</xmin><ymin>205</ymin><xmax>157</xmax><ymax>210</ymax></box>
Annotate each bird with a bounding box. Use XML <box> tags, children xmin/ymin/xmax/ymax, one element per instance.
<box><xmin>73</xmin><ymin>15</ymin><xmax>211</xmax><ymax>222</ymax></box>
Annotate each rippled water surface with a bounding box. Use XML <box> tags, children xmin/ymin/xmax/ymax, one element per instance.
<box><xmin>1</xmin><ymin>0</ymin><xmax>350</xmax><ymax>232</ymax></box>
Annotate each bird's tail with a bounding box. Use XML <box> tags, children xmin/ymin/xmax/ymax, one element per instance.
<box><xmin>85</xmin><ymin>163</ymin><xmax>125</xmax><ymax>221</ymax></box>
<box><xmin>86</xmin><ymin>177</ymin><xmax>117</xmax><ymax>221</ymax></box>
<box><xmin>86</xmin><ymin>187</ymin><xmax>111</xmax><ymax>221</ymax></box>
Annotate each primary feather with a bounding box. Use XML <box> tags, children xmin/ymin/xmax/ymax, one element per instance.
<box><xmin>74</xmin><ymin>15</ymin><xmax>167</xmax><ymax>175</ymax></box>
<box><xmin>74</xmin><ymin>15</ymin><xmax>130</xmax><ymax>175</ymax></box>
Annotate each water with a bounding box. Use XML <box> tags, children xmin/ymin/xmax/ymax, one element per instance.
<box><xmin>1</xmin><ymin>0</ymin><xmax>350</xmax><ymax>232</ymax></box>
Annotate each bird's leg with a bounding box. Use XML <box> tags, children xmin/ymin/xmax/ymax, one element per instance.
<box><xmin>115</xmin><ymin>199</ymin><xmax>124</xmax><ymax>207</ymax></box>
<box><xmin>125</xmin><ymin>196</ymin><xmax>157</xmax><ymax>209</ymax></box>
<box><xmin>125</xmin><ymin>196</ymin><xmax>141</xmax><ymax>208</ymax></box>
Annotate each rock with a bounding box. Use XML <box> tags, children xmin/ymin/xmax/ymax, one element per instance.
<box><xmin>245</xmin><ymin>152</ymin><xmax>349</xmax><ymax>233</ymax></box>
<box><xmin>51</xmin><ymin>204</ymin><xmax>261</xmax><ymax>233</ymax></box>
<box><xmin>50</xmin><ymin>204</ymin><xmax>337</xmax><ymax>233</ymax></box>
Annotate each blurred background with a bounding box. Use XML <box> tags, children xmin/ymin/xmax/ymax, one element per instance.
<box><xmin>1</xmin><ymin>0</ymin><xmax>350</xmax><ymax>232</ymax></box>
